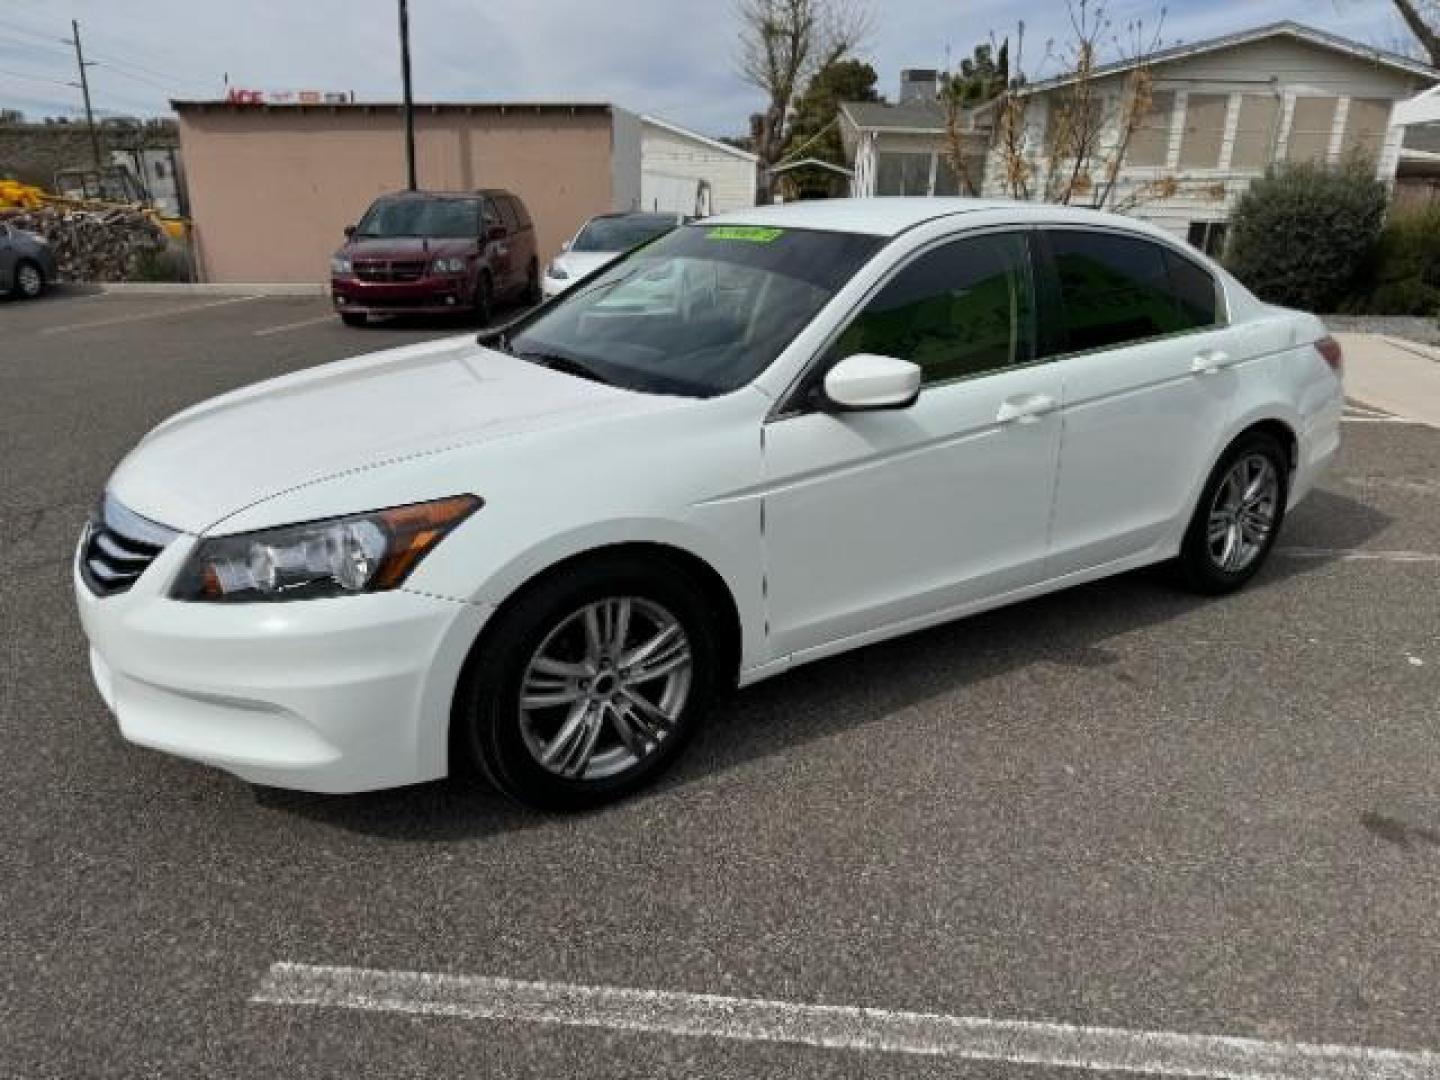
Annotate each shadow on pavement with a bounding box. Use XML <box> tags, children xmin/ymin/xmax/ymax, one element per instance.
<box><xmin>257</xmin><ymin>486</ymin><xmax>1391</xmax><ymax>842</ymax></box>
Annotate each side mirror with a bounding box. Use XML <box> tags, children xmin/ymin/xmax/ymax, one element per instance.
<box><xmin>487</xmin><ymin>224</ymin><xmax>507</xmax><ymax>241</ymax></box>
<box><xmin>560</xmin><ymin>239</ymin><xmax>571</xmax><ymax>252</ymax></box>
<box><xmin>821</xmin><ymin>354</ymin><xmax>922</xmax><ymax>412</ymax></box>
<box><xmin>343</xmin><ymin>225</ymin><xmax>356</xmax><ymax>240</ymax></box>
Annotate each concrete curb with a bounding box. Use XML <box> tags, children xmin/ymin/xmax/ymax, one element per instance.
<box><xmin>56</xmin><ymin>281</ymin><xmax>328</xmax><ymax>297</ymax></box>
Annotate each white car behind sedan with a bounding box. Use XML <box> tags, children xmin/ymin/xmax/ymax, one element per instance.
<box><xmin>75</xmin><ymin>198</ymin><xmax>1342</xmax><ymax>810</ymax></box>
<box><xmin>542</xmin><ymin>211</ymin><xmax>685</xmax><ymax>299</ymax></box>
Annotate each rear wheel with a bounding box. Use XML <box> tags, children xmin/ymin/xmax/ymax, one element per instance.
<box><xmin>455</xmin><ymin>556</ymin><xmax>718</xmax><ymax>811</ymax></box>
<box><xmin>1177</xmin><ymin>431</ymin><xmax>1288</xmax><ymax>595</ymax></box>
<box><xmin>11</xmin><ymin>259</ymin><xmax>43</xmax><ymax>300</ymax></box>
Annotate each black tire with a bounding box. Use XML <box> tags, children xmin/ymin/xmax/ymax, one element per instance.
<box><xmin>522</xmin><ymin>259</ymin><xmax>542</xmax><ymax>306</ymax></box>
<box><xmin>454</xmin><ymin>554</ymin><xmax>719</xmax><ymax>811</ymax></box>
<box><xmin>1177</xmin><ymin>430</ymin><xmax>1289</xmax><ymax>595</ymax></box>
<box><xmin>339</xmin><ymin>312</ymin><xmax>367</xmax><ymax>327</ymax></box>
<box><xmin>471</xmin><ymin>272</ymin><xmax>494</xmax><ymax>326</ymax></box>
<box><xmin>11</xmin><ymin>258</ymin><xmax>44</xmax><ymax>300</ymax></box>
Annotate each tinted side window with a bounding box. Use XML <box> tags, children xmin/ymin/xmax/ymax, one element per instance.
<box><xmin>481</xmin><ymin>198</ymin><xmax>503</xmax><ymax>234</ymax></box>
<box><xmin>1047</xmin><ymin>231</ymin><xmax>1190</xmax><ymax>353</ymax></box>
<box><xmin>834</xmin><ymin>232</ymin><xmax>1035</xmax><ymax>386</ymax></box>
<box><xmin>508</xmin><ymin>197</ymin><xmax>532</xmax><ymax>229</ymax></box>
<box><xmin>1165</xmin><ymin>250</ymin><xmax>1220</xmax><ymax>329</ymax></box>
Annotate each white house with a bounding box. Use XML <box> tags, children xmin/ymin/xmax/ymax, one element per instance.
<box><xmin>841</xmin><ymin>23</ymin><xmax>1439</xmax><ymax>253</ymax></box>
<box><xmin>639</xmin><ymin>115</ymin><xmax>758</xmax><ymax>215</ymax></box>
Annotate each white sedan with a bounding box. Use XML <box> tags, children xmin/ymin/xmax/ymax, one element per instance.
<box><xmin>75</xmin><ymin>199</ymin><xmax>1342</xmax><ymax>809</ymax></box>
<box><xmin>541</xmin><ymin>211</ymin><xmax>684</xmax><ymax>299</ymax></box>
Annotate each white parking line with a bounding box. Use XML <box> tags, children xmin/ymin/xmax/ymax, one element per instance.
<box><xmin>253</xmin><ymin>314</ymin><xmax>337</xmax><ymax>337</ymax></box>
<box><xmin>1277</xmin><ymin>546</ymin><xmax>1440</xmax><ymax>564</ymax></box>
<box><xmin>1341</xmin><ymin>416</ymin><xmax>1430</xmax><ymax>425</ymax></box>
<box><xmin>252</xmin><ymin>962</ymin><xmax>1440</xmax><ymax>1079</ymax></box>
<box><xmin>39</xmin><ymin>294</ymin><xmax>260</xmax><ymax>335</ymax></box>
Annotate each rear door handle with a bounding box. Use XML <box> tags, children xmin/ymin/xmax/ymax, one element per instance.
<box><xmin>1191</xmin><ymin>349</ymin><xmax>1231</xmax><ymax>375</ymax></box>
<box><xmin>996</xmin><ymin>393</ymin><xmax>1057</xmax><ymax>425</ymax></box>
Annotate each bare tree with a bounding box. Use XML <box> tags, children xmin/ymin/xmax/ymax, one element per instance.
<box><xmin>1391</xmin><ymin>0</ymin><xmax>1440</xmax><ymax>66</ymax></box>
<box><xmin>735</xmin><ymin>0</ymin><xmax>873</xmax><ymax>202</ymax></box>
<box><xmin>988</xmin><ymin>0</ymin><xmax>1194</xmax><ymax>212</ymax></box>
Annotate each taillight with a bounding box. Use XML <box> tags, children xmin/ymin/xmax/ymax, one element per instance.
<box><xmin>1316</xmin><ymin>335</ymin><xmax>1343</xmax><ymax>375</ymax></box>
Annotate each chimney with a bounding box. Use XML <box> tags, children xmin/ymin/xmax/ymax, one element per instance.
<box><xmin>899</xmin><ymin>69</ymin><xmax>939</xmax><ymax>104</ymax></box>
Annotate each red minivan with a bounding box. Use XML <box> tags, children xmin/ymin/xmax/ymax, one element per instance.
<box><xmin>330</xmin><ymin>189</ymin><xmax>540</xmax><ymax>325</ymax></box>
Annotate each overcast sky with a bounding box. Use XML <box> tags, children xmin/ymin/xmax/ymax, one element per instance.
<box><xmin>0</xmin><ymin>0</ymin><xmax>1420</xmax><ymax>139</ymax></box>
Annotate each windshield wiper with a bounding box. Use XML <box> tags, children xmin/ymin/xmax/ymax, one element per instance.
<box><xmin>516</xmin><ymin>350</ymin><xmax>616</xmax><ymax>387</ymax></box>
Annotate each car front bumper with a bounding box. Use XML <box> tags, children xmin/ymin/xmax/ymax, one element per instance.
<box><xmin>331</xmin><ymin>274</ymin><xmax>474</xmax><ymax>316</ymax></box>
<box><xmin>541</xmin><ymin>273</ymin><xmax>574</xmax><ymax>300</ymax></box>
<box><xmin>75</xmin><ymin>534</ymin><xmax>488</xmax><ymax>793</ymax></box>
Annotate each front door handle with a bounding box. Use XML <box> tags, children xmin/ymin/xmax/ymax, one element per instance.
<box><xmin>996</xmin><ymin>393</ymin><xmax>1057</xmax><ymax>425</ymax></box>
<box><xmin>1191</xmin><ymin>349</ymin><xmax>1231</xmax><ymax>375</ymax></box>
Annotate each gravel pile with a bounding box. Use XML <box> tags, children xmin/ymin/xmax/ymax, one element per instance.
<box><xmin>1323</xmin><ymin>315</ymin><xmax>1440</xmax><ymax>347</ymax></box>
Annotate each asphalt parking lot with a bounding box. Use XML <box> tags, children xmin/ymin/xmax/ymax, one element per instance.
<box><xmin>3</xmin><ymin>292</ymin><xmax>1439</xmax><ymax>1078</ymax></box>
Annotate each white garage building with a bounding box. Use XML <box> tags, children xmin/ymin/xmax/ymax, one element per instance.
<box><xmin>639</xmin><ymin>114</ymin><xmax>758</xmax><ymax>216</ymax></box>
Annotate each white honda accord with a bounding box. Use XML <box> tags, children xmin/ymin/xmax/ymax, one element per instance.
<box><xmin>75</xmin><ymin>199</ymin><xmax>1342</xmax><ymax>809</ymax></box>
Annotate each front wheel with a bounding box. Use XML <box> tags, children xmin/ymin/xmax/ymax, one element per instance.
<box><xmin>11</xmin><ymin>259</ymin><xmax>44</xmax><ymax>300</ymax></box>
<box><xmin>523</xmin><ymin>259</ymin><xmax>541</xmax><ymax>306</ymax></box>
<box><xmin>1177</xmin><ymin>431</ymin><xmax>1288</xmax><ymax>595</ymax></box>
<box><xmin>471</xmin><ymin>273</ymin><xmax>494</xmax><ymax>326</ymax></box>
<box><xmin>339</xmin><ymin>312</ymin><xmax>367</xmax><ymax>327</ymax></box>
<box><xmin>455</xmin><ymin>556</ymin><xmax>718</xmax><ymax>811</ymax></box>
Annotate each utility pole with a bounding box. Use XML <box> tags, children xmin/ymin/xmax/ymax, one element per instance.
<box><xmin>68</xmin><ymin>19</ymin><xmax>103</xmax><ymax>176</ymax></box>
<box><xmin>398</xmin><ymin>0</ymin><xmax>416</xmax><ymax>190</ymax></box>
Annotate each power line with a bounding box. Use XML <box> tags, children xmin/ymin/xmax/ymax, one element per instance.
<box><xmin>0</xmin><ymin>65</ymin><xmax>73</xmax><ymax>88</ymax></box>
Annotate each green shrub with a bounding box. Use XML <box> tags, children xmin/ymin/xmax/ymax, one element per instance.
<box><xmin>1347</xmin><ymin>204</ymin><xmax>1440</xmax><ymax>318</ymax></box>
<box><xmin>1224</xmin><ymin>160</ymin><xmax>1387</xmax><ymax>312</ymax></box>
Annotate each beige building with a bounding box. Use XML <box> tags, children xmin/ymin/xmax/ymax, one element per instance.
<box><xmin>173</xmin><ymin>101</ymin><xmax>755</xmax><ymax>283</ymax></box>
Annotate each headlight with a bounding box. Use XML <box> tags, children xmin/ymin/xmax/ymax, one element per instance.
<box><xmin>547</xmin><ymin>261</ymin><xmax>569</xmax><ymax>280</ymax></box>
<box><xmin>330</xmin><ymin>255</ymin><xmax>352</xmax><ymax>275</ymax></box>
<box><xmin>431</xmin><ymin>256</ymin><xmax>466</xmax><ymax>274</ymax></box>
<box><xmin>170</xmin><ymin>495</ymin><xmax>481</xmax><ymax>602</ymax></box>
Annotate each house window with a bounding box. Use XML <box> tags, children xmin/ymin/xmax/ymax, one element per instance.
<box><xmin>1187</xmin><ymin>221</ymin><xmax>1227</xmax><ymax>258</ymax></box>
<box><xmin>1341</xmin><ymin>98</ymin><xmax>1392</xmax><ymax>162</ymax></box>
<box><xmin>1287</xmin><ymin>96</ymin><xmax>1339</xmax><ymax>163</ymax></box>
<box><xmin>1127</xmin><ymin>91</ymin><xmax>1174</xmax><ymax>168</ymax></box>
<box><xmin>876</xmin><ymin>152</ymin><xmax>933</xmax><ymax>195</ymax></box>
<box><xmin>1179</xmin><ymin>94</ymin><xmax>1228</xmax><ymax>170</ymax></box>
<box><xmin>1231</xmin><ymin>95</ymin><xmax>1280</xmax><ymax>170</ymax></box>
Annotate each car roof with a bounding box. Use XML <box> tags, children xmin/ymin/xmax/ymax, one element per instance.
<box><xmin>701</xmin><ymin>197</ymin><xmax>1163</xmax><ymax>238</ymax></box>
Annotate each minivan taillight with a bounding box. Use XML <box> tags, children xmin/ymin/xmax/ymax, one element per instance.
<box><xmin>1316</xmin><ymin>335</ymin><xmax>1343</xmax><ymax>375</ymax></box>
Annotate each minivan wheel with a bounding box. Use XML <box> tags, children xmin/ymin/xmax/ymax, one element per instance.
<box><xmin>455</xmin><ymin>556</ymin><xmax>717</xmax><ymax>811</ymax></box>
<box><xmin>1177</xmin><ymin>431</ymin><xmax>1288</xmax><ymax>595</ymax></box>
<box><xmin>472</xmin><ymin>273</ymin><xmax>494</xmax><ymax>326</ymax></box>
<box><xmin>339</xmin><ymin>312</ymin><xmax>367</xmax><ymax>327</ymax></box>
<box><xmin>12</xmin><ymin>259</ymin><xmax>44</xmax><ymax>300</ymax></box>
<box><xmin>523</xmin><ymin>259</ymin><xmax>541</xmax><ymax>306</ymax></box>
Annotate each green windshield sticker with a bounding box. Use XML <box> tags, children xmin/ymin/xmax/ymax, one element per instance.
<box><xmin>706</xmin><ymin>226</ymin><xmax>784</xmax><ymax>243</ymax></box>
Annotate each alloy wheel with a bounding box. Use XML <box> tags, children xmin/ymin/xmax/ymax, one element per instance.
<box><xmin>518</xmin><ymin>597</ymin><xmax>692</xmax><ymax>781</ymax></box>
<box><xmin>1206</xmin><ymin>452</ymin><xmax>1279</xmax><ymax>573</ymax></box>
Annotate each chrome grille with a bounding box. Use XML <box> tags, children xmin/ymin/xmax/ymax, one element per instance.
<box><xmin>354</xmin><ymin>259</ymin><xmax>427</xmax><ymax>283</ymax></box>
<box><xmin>80</xmin><ymin>496</ymin><xmax>179</xmax><ymax>598</ymax></box>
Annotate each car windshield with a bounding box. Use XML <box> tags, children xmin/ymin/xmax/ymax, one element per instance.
<box><xmin>357</xmin><ymin>197</ymin><xmax>479</xmax><ymax>238</ymax></box>
<box><xmin>507</xmin><ymin>225</ymin><xmax>882</xmax><ymax>399</ymax></box>
<box><xmin>571</xmin><ymin>214</ymin><xmax>680</xmax><ymax>253</ymax></box>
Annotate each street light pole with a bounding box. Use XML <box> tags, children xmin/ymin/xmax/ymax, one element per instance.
<box><xmin>398</xmin><ymin>0</ymin><xmax>416</xmax><ymax>190</ymax></box>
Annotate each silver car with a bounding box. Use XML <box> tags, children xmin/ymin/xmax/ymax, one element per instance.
<box><xmin>1</xmin><ymin>221</ymin><xmax>58</xmax><ymax>299</ymax></box>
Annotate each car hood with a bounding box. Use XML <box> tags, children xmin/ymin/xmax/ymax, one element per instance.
<box><xmin>552</xmin><ymin>251</ymin><xmax>621</xmax><ymax>279</ymax></box>
<box><xmin>342</xmin><ymin>236</ymin><xmax>475</xmax><ymax>260</ymax></box>
<box><xmin>109</xmin><ymin>335</ymin><xmax>671</xmax><ymax>534</ymax></box>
